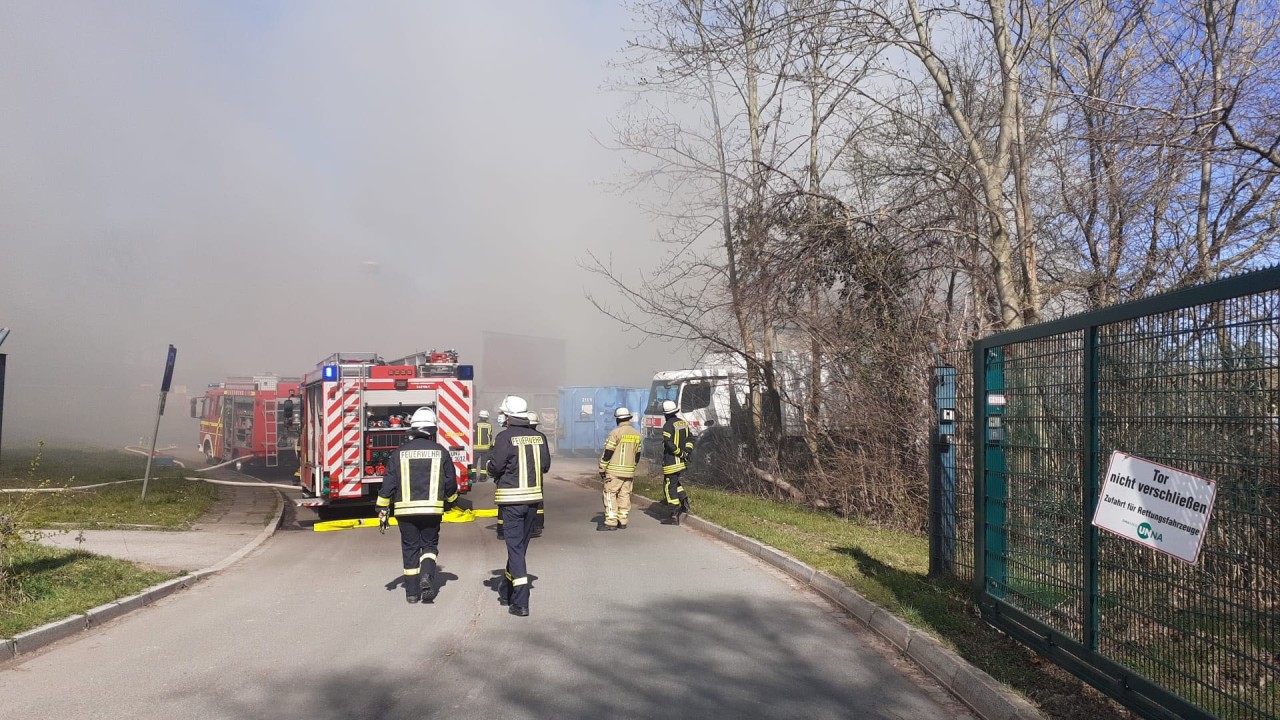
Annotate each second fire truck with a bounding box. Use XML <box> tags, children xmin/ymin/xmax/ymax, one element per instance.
<box><xmin>190</xmin><ymin>374</ymin><xmax>302</xmax><ymax>469</ymax></box>
<box><xmin>296</xmin><ymin>350</ymin><xmax>477</xmax><ymax>510</ymax></box>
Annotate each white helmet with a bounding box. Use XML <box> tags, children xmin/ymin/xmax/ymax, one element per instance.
<box><xmin>661</xmin><ymin>400</ymin><xmax>678</xmax><ymax>414</ymax></box>
<box><xmin>526</xmin><ymin>412</ymin><xmax>539</xmax><ymax>427</ymax></box>
<box><xmin>614</xmin><ymin>407</ymin><xmax>633</xmax><ymax>421</ymax></box>
<box><xmin>409</xmin><ymin>406</ymin><xmax>437</xmax><ymax>429</ymax></box>
<box><xmin>478</xmin><ymin>410</ymin><xmax>490</xmax><ymax>420</ymax></box>
<box><xmin>499</xmin><ymin>395</ymin><xmax>528</xmax><ymax>419</ymax></box>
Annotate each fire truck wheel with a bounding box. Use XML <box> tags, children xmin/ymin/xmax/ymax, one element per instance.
<box><xmin>203</xmin><ymin>442</ymin><xmax>216</xmax><ymax>465</ymax></box>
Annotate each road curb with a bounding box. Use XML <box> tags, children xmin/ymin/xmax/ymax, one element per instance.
<box><xmin>1</xmin><ymin>489</ymin><xmax>285</xmax><ymax>664</ymax></box>
<box><xmin>622</xmin><ymin>486</ymin><xmax>1044</xmax><ymax>720</ymax></box>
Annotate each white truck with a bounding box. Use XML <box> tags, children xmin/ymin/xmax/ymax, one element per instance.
<box><xmin>640</xmin><ymin>351</ymin><xmax>811</xmax><ymax>462</ymax></box>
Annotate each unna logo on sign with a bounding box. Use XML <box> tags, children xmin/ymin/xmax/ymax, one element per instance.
<box><xmin>1137</xmin><ymin>522</ymin><xmax>1163</xmax><ymax>542</ymax></box>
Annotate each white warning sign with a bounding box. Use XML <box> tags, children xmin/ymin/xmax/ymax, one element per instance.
<box><xmin>1091</xmin><ymin>451</ymin><xmax>1217</xmax><ymax>563</ymax></box>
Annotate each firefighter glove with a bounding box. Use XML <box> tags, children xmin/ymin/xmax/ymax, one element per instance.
<box><xmin>378</xmin><ymin>509</ymin><xmax>390</xmax><ymax>533</ymax></box>
<box><xmin>599</xmin><ymin>471</ymin><xmax>607</xmax><ymax>480</ymax></box>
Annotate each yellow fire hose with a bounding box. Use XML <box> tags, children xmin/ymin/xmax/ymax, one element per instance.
<box><xmin>313</xmin><ymin>506</ymin><xmax>498</xmax><ymax>532</ymax></box>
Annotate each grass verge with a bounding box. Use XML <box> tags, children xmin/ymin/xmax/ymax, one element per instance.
<box><xmin>0</xmin><ymin>542</ymin><xmax>176</xmax><ymax>638</ymax></box>
<box><xmin>1</xmin><ymin>446</ymin><xmax>218</xmax><ymax>530</ymax></box>
<box><xmin>0</xmin><ymin>445</ymin><xmax>168</xmax><ymax>486</ymax></box>
<box><xmin>16</xmin><ymin>478</ymin><xmax>219</xmax><ymax>530</ymax></box>
<box><xmin>632</xmin><ymin>475</ymin><xmax>1132</xmax><ymax>720</ymax></box>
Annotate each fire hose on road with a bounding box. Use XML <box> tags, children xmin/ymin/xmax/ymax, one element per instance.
<box><xmin>3</xmin><ymin>446</ymin><xmax>502</xmax><ymax>530</ymax></box>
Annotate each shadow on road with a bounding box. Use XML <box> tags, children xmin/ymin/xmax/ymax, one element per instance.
<box><xmin>382</xmin><ymin>570</ymin><xmax>460</xmax><ymax>595</ymax></box>
<box><xmin>197</xmin><ymin>592</ymin><xmax>952</xmax><ymax>720</ymax></box>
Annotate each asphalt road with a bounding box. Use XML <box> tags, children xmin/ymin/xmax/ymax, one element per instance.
<box><xmin>0</xmin><ymin>458</ymin><xmax>972</xmax><ymax>720</ymax></box>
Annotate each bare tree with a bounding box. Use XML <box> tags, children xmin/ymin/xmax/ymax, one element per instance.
<box><xmin>596</xmin><ymin>0</ymin><xmax>1279</xmax><ymax>527</ymax></box>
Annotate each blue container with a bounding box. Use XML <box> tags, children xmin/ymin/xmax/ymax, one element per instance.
<box><xmin>556</xmin><ymin>386</ymin><xmax>650</xmax><ymax>455</ymax></box>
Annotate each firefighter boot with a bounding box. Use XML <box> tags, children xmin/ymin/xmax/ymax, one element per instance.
<box><xmin>420</xmin><ymin>559</ymin><xmax>438</xmax><ymax>603</ymax></box>
<box><xmin>497</xmin><ymin>577</ymin><xmax>512</xmax><ymax>607</ymax></box>
<box><xmin>405</xmin><ymin>573</ymin><xmax>422</xmax><ymax>604</ymax></box>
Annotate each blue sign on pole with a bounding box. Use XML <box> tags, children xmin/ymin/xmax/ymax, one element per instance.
<box><xmin>160</xmin><ymin>344</ymin><xmax>177</xmax><ymax>393</ymax></box>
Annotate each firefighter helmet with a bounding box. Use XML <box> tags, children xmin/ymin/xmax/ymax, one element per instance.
<box><xmin>526</xmin><ymin>412</ymin><xmax>539</xmax><ymax>427</ymax></box>
<box><xmin>499</xmin><ymin>395</ymin><xmax>528</xmax><ymax>419</ymax></box>
<box><xmin>662</xmin><ymin>400</ymin><xmax>678</xmax><ymax>414</ymax></box>
<box><xmin>409</xmin><ymin>407</ymin><xmax>437</xmax><ymax>429</ymax></box>
<box><xmin>614</xmin><ymin>407</ymin><xmax>633</xmax><ymax>421</ymax></box>
<box><xmin>479</xmin><ymin>410</ymin><xmax>490</xmax><ymax>420</ymax></box>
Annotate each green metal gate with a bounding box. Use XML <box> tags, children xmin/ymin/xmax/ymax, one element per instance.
<box><xmin>966</xmin><ymin>267</ymin><xmax>1279</xmax><ymax>719</ymax></box>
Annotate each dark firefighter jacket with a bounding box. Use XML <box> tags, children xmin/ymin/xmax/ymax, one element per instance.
<box><xmin>661</xmin><ymin>415</ymin><xmax>695</xmax><ymax>475</ymax></box>
<box><xmin>487</xmin><ymin>417</ymin><xmax>550</xmax><ymax>504</ymax></box>
<box><xmin>376</xmin><ymin>434</ymin><xmax>458</xmax><ymax>516</ymax></box>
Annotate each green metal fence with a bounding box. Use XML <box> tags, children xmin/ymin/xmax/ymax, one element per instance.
<box><xmin>948</xmin><ymin>267</ymin><xmax>1279</xmax><ymax>719</ymax></box>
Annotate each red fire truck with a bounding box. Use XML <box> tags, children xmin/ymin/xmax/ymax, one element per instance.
<box><xmin>296</xmin><ymin>350</ymin><xmax>476</xmax><ymax>510</ymax></box>
<box><xmin>190</xmin><ymin>375</ymin><xmax>302</xmax><ymax>469</ymax></box>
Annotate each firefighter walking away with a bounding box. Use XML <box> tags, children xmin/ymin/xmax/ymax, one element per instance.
<box><xmin>377</xmin><ymin>407</ymin><xmax>458</xmax><ymax>604</ymax></box>
<box><xmin>598</xmin><ymin>406</ymin><xmax>641</xmax><ymax>530</ymax></box>
<box><xmin>660</xmin><ymin>400</ymin><xmax>695</xmax><ymax>525</ymax></box>
<box><xmin>487</xmin><ymin>396</ymin><xmax>550</xmax><ymax>616</ymax></box>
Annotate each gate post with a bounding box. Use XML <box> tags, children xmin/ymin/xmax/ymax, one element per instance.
<box><xmin>1082</xmin><ymin>326</ymin><xmax>1100</xmax><ymax>650</ymax></box>
<box><xmin>983</xmin><ymin>346</ymin><xmax>1008</xmax><ymax>599</ymax></box>
<box><xmin>930</xmin><ymin>361</ymin><xmax>957</xmax><ymax>577</ymax></box>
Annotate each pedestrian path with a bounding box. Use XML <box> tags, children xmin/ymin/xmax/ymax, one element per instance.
<box><xmin>38</xmin><ymin>480</ymin><xmax>279</xmax><ymax>572</ymax></box>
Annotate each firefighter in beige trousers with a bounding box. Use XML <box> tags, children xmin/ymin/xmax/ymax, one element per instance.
<box><xmin>598</xmin><ymin>407</ymin><xmax>642</xmax><ymax>530</ymax></box>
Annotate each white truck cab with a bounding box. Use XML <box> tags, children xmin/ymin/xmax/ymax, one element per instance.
<box><xmin>640</xmin><ymin>366</ymin><xmax>746</xmax><ymax>460</ymax></box>
<box><xmin>641</xmin><ymin>350</ymin><xmax>813</xmax><ymax>463</ymax></box>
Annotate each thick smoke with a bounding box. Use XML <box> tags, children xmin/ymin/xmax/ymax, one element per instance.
<box><xmin>0</xmin><ymin>2</ymin><xmax>690</xmax><ymax>451</ymax></box>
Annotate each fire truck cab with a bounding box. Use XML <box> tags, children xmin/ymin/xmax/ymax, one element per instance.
<box><xmin>297</xmin><ymin>350</ymin><xmax>476</xmax><ymax>509</ymax></box>
<box><xmin>190</xmin><ymin>375</ymin><xmax>302</xmax><ymax>469</ymax></box>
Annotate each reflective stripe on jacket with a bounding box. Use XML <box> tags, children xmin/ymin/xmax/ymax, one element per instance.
<box><xmin>487</xmin><ymin>419</ymin><xmax>550</xmax><ymax>504</ymax></box>
<box><xmin>599</xmin><ymin>423</ymin><xmax>642</xmax><ymax>478</ymax></box>
<box><xmin>475</xmin><ymin>422</ymin><xmax>493</xmax><ymax>451</ymax></box>
<box><xmin>376</xmin><ymin>436</ymin><xmax>458</xmax><ymax>516</ymax></box>
<box><xmin>661</xmin><ymin>416</ymin><xmax>694</xmax><ymax>475</ymax></box>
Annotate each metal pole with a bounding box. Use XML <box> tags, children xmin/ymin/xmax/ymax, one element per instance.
<box><xmin>1082</xmin><ymin>325</ymin><xmax>1100</xmax><ymax>651</ymax></box>
<box><xmin>0</xmin><ymin>353</ymin><xmax>6</xmax><ymax>468</ymax></box>
<box><xmin>141</xmin><ymin>345</ymin><xmax>177</xmax><ymax>501</ymax></box>
<box><xmin>984</xmin><ymin>346</ymin><xmax>1008</xmax><ymax>600</ymax></box>
<box><xmin>972</xmin><ymin>342</ymin><xmax>987</xmax><ymax>599</ymax></box>
<box><xmin>141</xmin><ymin>390</ymin><xmax>165</xmax><ymax>501</ymax></box>
<box><xmin>930</xmin><ymin>362</ymin><xmax>957</xmax><ymax>577</ymax></box>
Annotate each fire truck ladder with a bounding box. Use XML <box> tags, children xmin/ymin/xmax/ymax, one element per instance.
<box><xmin>342</xmin><ymin>385</ymin><xmax>366</xmax><ymax>486</ymax></box>
<box><xmin>263</xmin><ymin>397</ymin><xmax>279</xmax><ymax>468</ymax></box>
